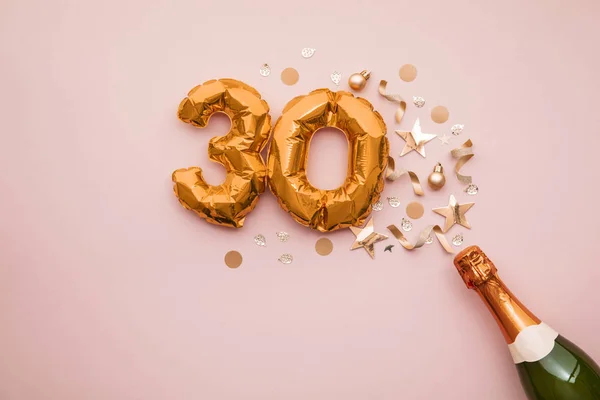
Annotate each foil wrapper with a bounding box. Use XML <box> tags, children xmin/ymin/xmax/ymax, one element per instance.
<box><xmin>267</xmin><ymin>89</ymin><xmax>389</xmax><ymax>232</ymax></box>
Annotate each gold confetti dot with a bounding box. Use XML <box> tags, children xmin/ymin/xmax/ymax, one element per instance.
<box><xmin>431</xmin><ymin>106</ymin><xmax>450</xmax><ymax>124</ymax></box>
<box><xmin>281</xmin><ymin>67</ymin><xmax>299</xmax><ymax>86</ymax></box>
<box><xmin>224</xmin><ymin>250</ymin><xmax>243</xmax><ymax>268</ymax></box>
<box><xmin>406</xmin><ymin>201</ymin><xmax>425</xmax><ymax>219</ymax></box>
<box><xmin>315</xmin><ymin>238</ymin><xmax>333</xmax><ymax>256</ymax></box>
<box><xmin>399</xmin><ymin>64</ymin><xmax>417</xmax><ymax>82</ymax></box>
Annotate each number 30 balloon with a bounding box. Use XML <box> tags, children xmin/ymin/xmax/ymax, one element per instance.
<box><xmin>172</xmin><ymin>82</ymin><xmax>388</xmax><ymax>231</ymax></box>
<box><xmin>268</xmin><ymin>89</ymin><xmax>389</xmax><ymax>232</ymax></box>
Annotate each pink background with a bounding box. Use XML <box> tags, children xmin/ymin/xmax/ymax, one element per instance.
<box><xmin>1</xmin><ymin>0</ymin><xmax>599</xmax><ymax>399</ymax></box>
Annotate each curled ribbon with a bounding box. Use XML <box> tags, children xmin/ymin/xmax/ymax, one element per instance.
<box><xmin>385</xmin><ymin>156</ymin><xmax>424</xmax><ymax>196</ymax></box>
<box><xmin>378</xmin><ymin>80</ymin><xmax>406</xmax><ymax>123</ymax></box>
<box><xmin>451</xmin><ymin>139</ymin><xmax>474</xmax><ymax>184</ymax></box>
<box><xmin>387</xmin><ymin>224</ymin><xmax>455</xmax><ymax>254</ymax></box>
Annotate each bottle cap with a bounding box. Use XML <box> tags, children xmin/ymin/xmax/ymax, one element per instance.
<box><xmin>453</xmin><ymin>245</ymin><xmax>497</xmax><ymax>289</ymax></box>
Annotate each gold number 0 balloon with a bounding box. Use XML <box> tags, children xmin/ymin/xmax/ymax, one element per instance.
<box><xmin>172</xmin><ymin>79</ymin><xmax>271</xmax><ymax>228</ymax></box>
<box><xmin>268</xmin><ymin>89</ymin><xmax>389</xmax><ymax>232</ymax></box>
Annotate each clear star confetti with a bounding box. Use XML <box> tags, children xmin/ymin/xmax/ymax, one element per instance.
<box><xmin>259</xmin><ymin>64</ymin><xmax>271</xmax><ymax>77</ymax></box>
<box><xmin>413</xmin><ymin>96</ymin><xmax>425</xmax><ymax>108</ymax></box>
<box><xmin>276</xmin><ymin>231</ymin><xmax>290</xmax><ymax>242</ymax></box>
<box><xmin>331</xmin><ymin>71</ymin><xmax>341</xmax><ymax>86</ymax></box>
<box><xmin>278</xmin><ymin>254</ymin><xmax>293</xmax><ymax>264</ymax></box>
<box><xmin>438</xmin><ymin>133</ymin><xmax>451</xmax><ymax>145</ymax></box>
<box><xmin>396</xmin><ymin>118</ymin><xmax>437</xmax><ymax>158</ymax></box>
<box><xmin>432</xmin><ymin>194</ymin><xmax>475</xmax><ymax>232</ymax></box>
<box><xmin>254</xmin><ymin>234</ymin><xmax>266</xmax><ymax>246</ymax></box>
<box><xmin>301</xmin><ymin>48</ymin><xmax>316</xmax><ymax>58</ymax></box>
<box><xmin>350</xmin><ymin>217</ymin><xmax>389</xmax><ymax>259</ymax></box>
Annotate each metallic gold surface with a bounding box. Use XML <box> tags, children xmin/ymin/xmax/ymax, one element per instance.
<box><xmin>396</xmin><ymin>118</ymin><xmax>437</xmax><ymax>157</ymax></box>
<box><xmin>387</xmin><ymin>224</ymin><xmax>454</xmax><ymax>253</ymax></box>
<box><xmin>427</xmin><ymin>162</ymin><xmax>446</xmax><ymax>190</ymax></box>
<box><xmin>378</xmin><ymin>80</ymin><xmax>406</xmax><ymax>123</ymax></box>
<box><xmin>268</xmin><ymin>89</ymin><xmax>389</xmax><ymax>232</ymax></box>
<box><xmin>454</xmin><ymin>246</ymin><xmax>541</xmax><ymax>343</ymax></box>
<box><xmin>432</xmin><ymin>194</ymin><xmax>474</xmax><ymax>232</ymax></box>
<box><xmin>451</xmin><ymin>139</ymin><xmax>474</xmax><ymax>184</ymax></box>
<box><xmin>385</xmin><ymin>156</ymin><xmax>424</xmax><ymax>196</ymax></box>
<box><xmin>173</xmin><ymin>79</ymin><xmax>271</xmax><ymax>228</ymax></box>
<box><xmin>350</xmin><ymin>217</ymin><xmax>389</xmax><ymax>259</ymax></box>
<box><xmin>348</xmin><ymin>70</ymin><xmax>371</xmax><ymax>91</ymax></box>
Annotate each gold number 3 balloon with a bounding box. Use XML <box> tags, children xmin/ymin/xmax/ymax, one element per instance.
<box><xmin>172</xmin><ymin>79</ymin><xmax>271</xmax><ymax>228</ymax></box>
<box><xmin>268</xmin><ymin>89</ymin><xmax>389</xmax><ymax>232</ymax></box>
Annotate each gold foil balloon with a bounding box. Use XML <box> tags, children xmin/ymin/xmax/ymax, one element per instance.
<box><xmin>172</xmin><ymin>79</ymin><xmax>271</xmax><ymax>228</ymax></box>
<box><xmin>267</xmin><ymin>89</ymin><xmax>389</xmax><ymax>232</ymax></box>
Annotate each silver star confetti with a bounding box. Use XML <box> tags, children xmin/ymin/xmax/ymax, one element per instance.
<box><xmin>451</xmin><ymin>124</ymin><xmax>464</xmax><ymax>136</ymax></box>
<box><xmin>438</xmin><ymin>134</ymin><xmax>451</xmax><ymax>145</ymax></box>
<box><xmin>452</xmin><ymin>233</ymin><xmax>464</xmax><ymax>246</ymax></box>
<box><xmin>301</xmin><ymin>48</ymin><xmax>316</xmax><ymax>58</ymax></box>
<box><xmin>254</xmin><ymin>234</ymin><xmax>266</xmax><ymax>247</ymax></box>
<box><xmin>465</xmin><ymin>184</ymin><xmax>479</xmax><ymax>195</ymax></box>
<box><xmin>276</xmin><ymin>231</ymin><xmax>290</xmax><ymax>242</ymax></box>
<box><xmin>372</xmin><ymin>200</ymin><xmax>384</xmax><ymax>211</ymax></box>
<box><xmin>259</xmin><ymin>64</ymin><xmax>271</xmax><ymax>77</ymax></box>
<box><xmin>413</xmin><ymin>96</ymin><xmax>425</xmax><ymax>108</ymax></box>
<box><xmin>331</xmin><ymin>71</ymin><xmax>341</xmax><ymax>86</ymax></box>
<box><xmin>278</xmin><ymin>254</ymin><xmax>293</xmax><ymax>264</ymax></box>
<box><xmin>401</xmin><ymin>218</ymin><xmax>413</xmax><ymax>232</ymax></box>
<box><xmin>387</xmin><ymin>197</ymin><xmax>401</xmax><ymax>208</ymax></box>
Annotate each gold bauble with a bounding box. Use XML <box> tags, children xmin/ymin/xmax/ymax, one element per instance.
<box><xmin>427</xmin><ymin>162</ymin><xmax>446</xmax><ymax>190</ymax></box>
<box><xmin>348</xmin><ymin>70</ymin><xmax>371</xmax><ymax>91</ymax></box>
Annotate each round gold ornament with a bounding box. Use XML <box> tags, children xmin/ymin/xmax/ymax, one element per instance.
<box><xmin>427</xmin><ymin>162</ymin><xmax>446</xmax><ymax>190</ymax></box>
<box><xmin>348</xmin><ymin>70</ymin><xmax>371</xmax><ymax>91</ymax></box>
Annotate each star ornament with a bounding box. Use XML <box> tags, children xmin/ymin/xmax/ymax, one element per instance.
<box><xmin>432</xmin><ymin>195</ymin><xmax>475</xmax><ymax>233</ymax></box>
<box><xmin>350</xmin><ymin>217</ymin><xmax>388</xmax><ymax>259</ymax></box>
<box><xmin>396</xmin><ymin>118</ymin><xmax>437</xmax><ymax>157</ymax></box>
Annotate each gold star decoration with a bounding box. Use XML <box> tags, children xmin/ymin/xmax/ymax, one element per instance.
<box><xmin>396</xmin><ymin>118</ymin><xmax>437</xmax><ymax>157</ymax></box>
<box><xmin>350</xmin><ymin>217</ymin><xmax>388</xmax><ymax>259</ymax></box>
<box><xmin>432</xmin><ymin>194</ymin><xmax>475</xmax><ymax>233</ymax></box>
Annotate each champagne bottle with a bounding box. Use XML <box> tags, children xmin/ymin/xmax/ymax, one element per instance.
<box><xmin>453</xmin><ymin>246</ymin><xmax>600</xmax><ymax>400</ymax></box>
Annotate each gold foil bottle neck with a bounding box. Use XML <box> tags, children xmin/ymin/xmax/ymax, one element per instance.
<box><xmin>453</xmin><ymin>245</ymin><xmax>498</xmax><ymax>289</ymax></box>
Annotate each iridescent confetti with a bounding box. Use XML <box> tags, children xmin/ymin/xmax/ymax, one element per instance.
<box><xmin>452</xmin><ymin>233</ymin><xmax>464</xmax><ymax>246</ymax></box>
<box><xmin>438</xmin><ymin>134</ymin><xmax>451</xmax><ymax>145</ymax></box>
<box><xmin>451</xmin><ymin>124</ymin><xmax>464</xmax><ymax>136</ymax></box>
<box><xmin>372</xmin><ymin>200</ymin><xmax>384</xmax><ymax>211</ymax></box>
<box><xmin>331</xmin><ymin>71</ymin><xmax>341</xmax><ymax>86</ymax></box>
<box><xmin>387</xmin><ymin>197</ymin><xmax>401</xmax><ymax>208</ymax></box>
<box><xmin>401</xmin><ymin>218</ymin><xmax>413</xmax><ymax>232</ymax></box>
<box><xmin>276</xmin><ymin>231</ymin><xmax>290</xmax><ymax>242</ymax></box>
<box><xmin>465</xmin><ymin>184</ymin><xmax>479</xmax><ymax>195</ymax></box>
<box><xmin>254</xmin><ymin>234</ymin><xmax>266</xmax><ymax>247</ymax></box>
<box><xmin>413</xmin><ymin>96</ymin><xmax>425</xmax><ymax>108</ymax></box>
<box><xmin>278</xmin><ymin>254</ymin><xmax>293</xmax><ymax>264</ymax></box>
<box><xmin>259</xmin><ymin>64</ymin><xmax>271</xmax><ymax>77</ymax></box>
<box><xmin>425</xmin><ymin>235</ymin><xmax>434</xmax><ymax>244</ymax></box>
<box><xmin>301</xmin><ymin>48</ymin><xmax>316</xmax><ymax>58</ymax></box>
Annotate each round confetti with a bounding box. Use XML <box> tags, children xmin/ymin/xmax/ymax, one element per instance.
<box><xmin>387</xmin><ymin>197</ymin><xmax>401</xmax><ymax>208</ymax></box>
<box><xmin>401</xmin><ymin>218</ymin><xmax>413</xmax><ymax>232</ymax></box>
<box><xmin>431</xmin><ymin>106</ymin><xmax>450</xmax><ymax>124</ymax></box>
<box><xmin>259</xmin><ymin>64</ymin><xmax>271</xmax><ymax>77</ymax></box>
<box><xmin>413</xmin><ymin>96</ymin><xmax>425</xmax><ymax>108</ymax></box>
<box><xmin>301</xmin><ymin>48</ymin><xmax>316</xmax><ymax>58</ymax></box>
<box><xmin>452</xmin><ymin>234</ymin><xmax>464</xmax><ymax>246</ymax></box>
<box><xmin>451</xmin><ymin>124</ymin><xmax>464</xmax><ymax>136</ymax></box>
<box><xmin>406</xmin><ymin>202</ymin><xmax>425</xmax><ymax>219</ymax></box>
<box><xmin>315</xmin><ymin>238</ymin><xmax>333</xmax><ymax>256</ymax></box>
<box><xmin>372</xmin><ymin>200</ymin><xmax>383</xmax><ymax>211</ymax></box>
<box><xmin>278</xmin><ymin>254</ymin><xmax>293</xmax><ymax>264</ymax></box>
<box><xmin>331</xmin><ymin>71</ymin><xmax>341</xmax><ymax>86</ymax></box>
<box><xmin>224</xmin><ymin>250</ymin><xmax>243</xmax><ymax>269</ymax></box>
<box><xmin>425</xmin><ymin>235</ymin><xmax>434</xmax><ymax>244</ymax></box>
<box><xmin>465</xmin><ymin>184</ymin><xmax>479</xmax><ymax>195</ymax></box>
<box><xmin>399</xmin><ymin>64</ymin><xmax>418</xmax><ymax>82</ymax></box>
<box><xmin>281</xmin><ymin>67</ymin><xmax>299</xmax><ymax>86</ymax></box>
<box><xmin>254</xmin><ymin>234</ymin><xmax>266</xmax><ymax>246</ymax></box>
<box><xmin>276</xmin><ymin>231</ymin><xmax>290</xmax><ymax>242</ymax></box>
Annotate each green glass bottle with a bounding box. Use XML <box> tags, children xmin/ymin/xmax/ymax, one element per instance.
<box><xmin>453</xmin><ymin>246</ymin><xmax>600</xmax><ymax>400</ymax></box>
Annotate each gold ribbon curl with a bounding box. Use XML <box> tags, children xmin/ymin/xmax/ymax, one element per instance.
<box><xmin>387</xmin><ymin>224</ymin><xmax>455</xmax><ymax>254</ymax></box>
<box><xmin>451</xmin><ymin>139</ymin><xmax>474</xmax><ymax>184</ymax></box>
<box><xmin>385</xmin><ymin>156</ymin><xmax>424</xmax><ymax>196</ymax></box>
<box><xmin>378</xmin><ymin>80</ymin><xmax>406</xmax><ymax>123</ymax></box>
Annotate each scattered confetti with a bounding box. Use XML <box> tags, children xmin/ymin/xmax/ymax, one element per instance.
<box><xmin>425</xmin><ymin>235</ymin><xmax>434</xmax><ymax>244</ymax></box>
<box><xmin>301</xmin><ymin>48</ymin><xmax>316</xmax><ymax>58</ymax></box>
<box><xmin>431</xmin><ymin>105</ymin><xmax>450</xmax><ymax>124</ymax></box>
<box><xmin>406</xmin><ymin>201</ymin><xmax>425</xmax><ymax>219</ymax></box>
<box><xmin>372</xmin><ymin>200</ymin><xmax>384</xmax><ymax>211</ymax></box>
<box><xmin>315</xmin><ymin>238</ymin><xmax>333</xmax><ymax>256</ymax></box>
<box><xmin>331</xmin><ymin>71</ymin><xmax>341</xmax><ymax>85</ymax></box>
<box><xmin>465</xmin><ymin>184</ymin><xmax>479</xmax><ymax>195</ymax></box>
<box><xmin>254</xmin><ymin>234</ymin><xmax>266</xmax><ymax>246</ymax></box>
<box><xmin>276</xmin><ymin>231</ymin><xmax>290</xmax><ymax>242</ymax></box>
<box><xmin>224</xmin><ymin>250</ymin><xmax>243</xmax><ymax>268</ymax></box>
<box><xmin>401</xmin><ymin>218</ymin><xmax>413</xmax><ymax>232</ymax></box>
<box><xmin>438</xmin><ymin>134</ymin><xmax>451</xmax><ymax>145</ymax></box>
<box><xmin>281</xmin><ymin>67</ymin><xmax>299</xmax><ymax>85</ymax></box>
<box><xmin>452</xmin><ymin>233</ymin><xmax>464</xmax><ymax>246</ymax></box>
<box><xmin>384</xmin><ymin>245</ymin><xmax>395</xmax><ymax>252</ymax></box>
<box><xmin>259</xmin><ymin>64</ymin><xmax>271</xmax><ymax>77</ymax></box>
<box><xmin>451</xmin><ymin>124</ymin><xmax>464</xmax><ymax>136</ymax></box>
<box><xmin>387</xmin><ymin>224</ymin><xmax>454</xmax><ymax>254</ymax></box>
<box><xmin>399</xmin><ymin>64</ymin><xmax>418</xmax><ymax>82</ymax></box>
<box><xmin>413</xmin><ymin>96</ymin><xmax>425</xmax><ymax>108</ymax></box>
<box><xmin>387</xmin><ymin>196</ymin><xmax>401</xmax><ymax>208</ymax></box>
<box><xmin>278</xmin><ymin>254</ymin><xmax>293</xmax><ymax>264</ymax></box>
